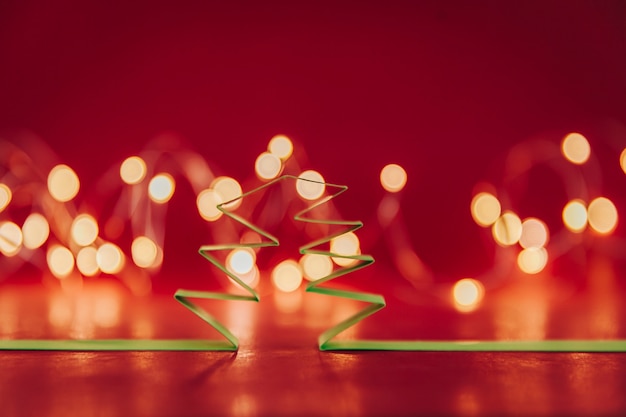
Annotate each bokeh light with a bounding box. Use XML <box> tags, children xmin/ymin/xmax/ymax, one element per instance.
<box><xmin>492</xmin><ymin>211</ymin><xmax>522</xmax><ymax>246</ymax></box>
<box><xmin>47</xmin><ymin>164</ymin><xmax>80</xmax><ymax>202</ymax></box>
<box><xmin>255</xmin><ymin>152</ymin><xmax>282</xmax><ymax>180</ymax></box>
<box><xmin>330</xmin><ymin>232</ymin><xmax>361</xmax><ymax>267</ymax></box>
<box><xmin>131</xmin><ymin>236</ymin><xmax>159</xmax><ymax>268</ymax></box>
<box><xmin>380</xmin><ymin>164</ymin><xmax>407</xmax><ymax>193</ymax></box>
<box><xmin>196</xmin><ymin>189</ymin><xmax>224</xmax><ymax>221</ymax></box>
<box><xmin>148</xmin><ymin>173</ymin><xmax>176</xmax><ymax>204</ymax></box>
<box><xmin>212</xmin><ymin>176</ymin><xmax>242</xmax><ymax>210</ymax></box>
<box><xmin>620</xmin><ymin>148</ymin><xmax>626</xmax><ymax>175</ymax></box>
<box><xmin>300</xmin><ymin>253</ymin><xmax>333</xmax><ymax>281</ymax></box>
<box><xmin>0</xmin><ymin>184</ymin><xmax>11</xmax><ymax>212</ymax></box>
<box><xmin>22</xmin><ymin>213</ymin><xmax>50</xmax><ymax>250</ymax></box>
<box><xmin>519</xmin><ymin>218</ymin><xmax>549</xmax><ymax>249</ymax></box>
<box><xmin>272</xmin><ymin>259</ymin><xmax>303</xmax><ymax>293</ymax></box>
<box><xmin>470</xmin><ymin>192</ymin><xmax>501</xmax><ymax>227</ymax></box>
<box><xmin>0</xmin><ymin>221</ymin><xmax>23</xmax><ymax>256</ymax></box>
<box><xmin>268</xmin><ymin>135</ymin><xmax>294</xmax><ymax>160</ymax></box>
<box><xmin>588</xmin><ymin>197</ymin><xmax>618</xmax><ymax>234</ymax></box>
<box><xmin>97</xmin><ymin>243</ymin><xmax>125</xmax><ymax>274</ymax></box>
<box><xmin>561</xmin><ymin>132</ymin><xmax>591</xmax><ymax>165</ymax></box>
<box><xmin>71</xmin><ymin>214</ymin><xmax>99</xmax><ymax>246</ymax></box>
<box><xmin>562</xmin><ymin>199</ymin><xmax>588</xmax><ymax>232</ymax></box>
<box><xmin>47</xmin><ymin>245</ymin><xmax>75</xmax><ymax>279</ymax></box>
<box><xmin>120</xmin><ymin>156</ymin><xmax>147</xmax><ymax>185</ymax></box>
<box><xmin>517</xmin><ymin>247</ymin><xmax>548</xmax><ymax>274</ymax></box>
<box><xmin>227</xmin><ymin>249</ymin><xmax>256</xmax><ymax>275</ymax></box>
<box><xmin>296</xmin><ymin>170</ymin><xmax>325</xmax><ymax>201</ymax></box>
<box><xmin>452</xmin><ymin>278</ymin><xmax>484</xmax><ymax>312</ymax></box>
<box><xmin>76</xmin><ymin>246</ymin><xmax>100</xmax><ymax>276</ymax></box>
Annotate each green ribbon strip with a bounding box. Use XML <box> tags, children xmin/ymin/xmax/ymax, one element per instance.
<box><xmin>1</xmin><ymin>175</ymin><xmax>625</xmax><ymax>352</ymax></box>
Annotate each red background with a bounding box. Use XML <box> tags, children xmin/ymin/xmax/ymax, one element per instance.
<box><xmin>2</xmin><ymin>0</ymin><xmax>626</xmax><ymax>286</ymax></box>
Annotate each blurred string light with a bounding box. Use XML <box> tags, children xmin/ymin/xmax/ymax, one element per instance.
<box><xmin>380</xmin><ymin>163</ymin><xmax>407</xmax><ymax>193</ymax></box>
<box><xmin>0</xmin><ymin>129</ymin><xmax>624</xmax><ymax>313</ymax></box>
<box><xmin>0</xmin><ymin>184</ymin><xmax>11</xmax><ymax>212</ymax></box>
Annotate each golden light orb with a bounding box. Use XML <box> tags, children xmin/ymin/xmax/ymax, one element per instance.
<box><xmin>47</xmin><ymin>245</ymin><xmax>75</xmax><ymax>279</ymax></box>
<box><xmin>212</xmin><ymin>176</ymin><xmax>243</xmax><ymax>210</ymax></box>
<box><xmin>272</xmin><ymin>259</ymin><xmax>303</xmax><ymax>293</ymax></box>
<box><xmin>470</xmin><ymin>192</ymin><xmax>501</xmax><ymax>227</ymax></box>
<box><xmin>296</xmin><ymin>170</ymin><xmax>325</xmax><ymax>201</ymax></box>
<box><xmin>76</xmin><ymin>246</ymin><xmax>100</xmax><ymax>276</ymax></box>
<box><xmin>588</xmin><ymin>197</ymin><xmax>618</xmax><ymax>235</ymax></box>
<box><xmin>562</xmin><ymin>199</ymin><xmax>588</xmax><ymax>233</ymax></box>
<box><xmin>120</xmin><ymin>156</ymin><xmax>147</xmax><ymax>185</ymax></box>
<box><xmin>148</xmin><ymin>173</ymin><xmax>176</xmax><ymax>204</ymax></box>
<box><xmin>519</xmin><ymin>218</ymin><xmax>549</xmax><ymax>249</ymax></box>
<box><xmin>47</xmin><ymin>164</ymin><xmax>80</xmax><ymax>202</ymax></box>
<box><xmin>70</xmin><ymin>214</ymin><xmax>99</xmax><ymax>247</ymax></box>
<box><xmin>380</xmin><ymin>164</ymin><xmax>407</xmax><ymax>193</ymax></box>
<box><xmin>517</xmin><ymin>247</ymin><xmax>548</xmax><ymax>274</ymax></box>
<box><xmin>97</xmin><ymin>243</ymin><xmax>124</xmax><ymax>274</ymax></box>
<box><xmin>268</xmin><ymin>135</ymin><xmax>294</xmax><ymax>160</ymax></box>
<box><xmin>0</xmin><ymin>221</ymin><xmax>23</xmax><ymax>256</ymax></box>
<box><xmin>492</xmin><ymin>211</ymin><xmax>523</xmax><ymax>246</ymax></box>
<box><xmin>561</xmin><ymin>132</ymin><xmax>591</xmax><ymax>165</ymax></box>
<box><xmin>0</xmin><ymin>184</ymin><xmax>11</xmax><ymax>213</ymax></box>
<box><xmin>197</xmin><ymin>189</ymin><xmax>224</xmax><ymax>221</ymax></box>
<box><xmin>22</xmin><ymin>213</ymin><xmax>50</xmax><ymax>250</ymax></box>
<box><xmin>227</xmin><ymin>248</ymin><xmax>256</xmax><ymax>275</ymax></box>
<box><xmin>452</xmin><ymin>278</ymin><xmax>484</xmax><ymax>312</ymax></box>
<box><xmin>255</xmin><ymin>152</ymin><xmax>282</xmax><ymax>180</ymax></box>
<box><xmin>131</xmin><ymin>236</ymin><xmax>159</xmax><ymax>268</ymax></box>
<box><xmin>300</xmin><ymin>253</ymin><xmax>333</xmax><ymax>281</ymax></box>
<box><xmin>330</xmin><ymin>232</ymin><xmax>361</xmax><ymax>267</ymax></box>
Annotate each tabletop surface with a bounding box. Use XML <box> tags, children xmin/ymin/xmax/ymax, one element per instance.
<box><xmin>1</xmin><ymin>271</ymin><xmax>626</xmax><ymax>417</ymax></box>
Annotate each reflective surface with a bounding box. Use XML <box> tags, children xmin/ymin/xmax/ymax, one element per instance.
<box><xmin>1</xmin><ymin>266</ymin><xmax>626</xmax><ymax>416</ymax></box>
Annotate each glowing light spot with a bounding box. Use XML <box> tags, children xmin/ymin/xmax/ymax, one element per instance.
<box><xmin>131</xmin><ymin>236</ymin><xmax>158</xmax><ymax>268</ymax></box>
<box><xmin>255</xmin><ymin>152</ymin><xmax>282</xmax><ymax>180</ymax></box>
<box><xmin>470</xmin><ymin>192</ymin><xmax>501</xmax><ymax>227</ymax></box>
<box><xmin>71</xmin><ymin>214</ymin><xmax>99</xmax><ymax>246</ymax></box>
<box><xmin>212</xmin><ymin>177</ymin><xmax>242</xmax><ymax>210</ymax></box>
<box><xmin>97</xmin><ymin>243</ymin><xmax>124</xmax><ymax>274</ymax></box>
<box><xmin>296</xmin><ymin>170</ymin><xmax>325</xmax><ymax>201</ymax></box>
<box><xmin>452</xmin><ymin>279</ymin><xmax>484</xmax><ymax>312</ymax></box>
<box><xmin>588</xmin><ymin>197</ymin><xmax>618</xmax><ymax>234</ymax></box>
<box><xmin>76</xmin><ymin>246</ymin><xmax>99</xmax><ymax>276</ymax></box>
<box><xmin>272</xmin><ymin>260</ymin><xmax>303</xmax><ymax>293</ymax></box>
<box><xmin>0</xmin><ymin>221</ymin><xmax>23</xmax><ymax>256</ymax></box>
<box><xmin>492</xmin><ymin>211</ymin><xmax>522</xmax><ymax>246</ymax></box>
<box><xmin>22</xmin><ymin>213</ymin><xmax>50</xmax><ymax>249</ymax></box>
<box><xmin>380</xmin><ymin>164</ymin><xmax>407</xmax><ymax>193</ymax></box>
<box><xmin>268</xmin><ymin>134</ymin><xmax>294</xmax><ymax>160</ymax></box>
<box><xmin>330</xmin><ymin>232</ymin><xmax>361</xmax><ymax>267</ymax></box>
<box><xmin>47</xmin><ymin>164</ymin><xmax>80</xmax><ymax>202</ymax></box>
<box><xmin>562</xmin><ymin>132</ymin><xmax>590</xmax><ymax>165</ymax></box>
<box><xmin>120</xmin><ymin>156</ymin><xmax>147</xmax><ymax>184</ymax></box>
<box><xmin>148</xmin><ymin>173</ymin><xmax>175</xmax><ymax>204</ymax></box>
<box><xmin>620</xmin><ymin>148</ymin><xmax>626</xmax><ymax>175</ymax></box>
<box><xmin>300</xmin><ymin>253</ymin><xmax>333</xmax><ymax>281</ymax></box>
<box><xmin>196</xmin><ymin>189</ymin><xmax>224</xmax><ymax>221</ymax></box>
<box><xmin>517</xmin><ymin>247</ymin><xmax>548</xmax><ymax>274</ymax></box>
<box><xmin>0</xmin><ymin>184</ymin><xmax>11</xmax><ymax>212</ymax></box>
<box><xmin>519</xmin><ymin>218</ymin><xmax>549</xmax><ymax>249</ymax></box>
<box><xmin>563</xmin><ymin>199</ymin><xmax>588</xmax><ymax>232</ymax></box>
<box><xmin>47</xmin><ymin>245</ymin><xmax>74</xmax><ymax>279</ymax></box>
<box><xmin>229</xmin><ymin>264</ymin><xmax>260</xmax><ymax>289</ymax></box>
<box><xmin>227</xmin><ymin>249</ymin><xmax>256</xmax><ymax>275</ymax></box>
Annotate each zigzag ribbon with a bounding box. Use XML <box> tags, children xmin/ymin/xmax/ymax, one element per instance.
<box><xmin>1</xmin><ymin>175</ymin><xmax>626</xmax><ymax>351</ymax></box>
